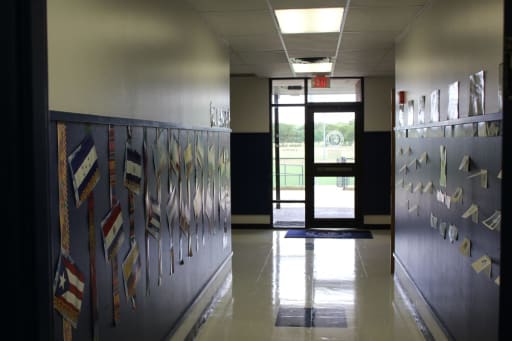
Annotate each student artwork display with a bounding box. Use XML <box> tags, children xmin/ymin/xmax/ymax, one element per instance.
<box><xmin>439</xmin><ymin>145</ymin><xmax>447</xmax><ymax>187</ymax></box>
<box><xmin>430</xmin><ymin>89</ymin><xmax>440</xmax><ymax>122</ymax></box>
<box><xmin>68</xmin><ymin>134</ymin><xmax>100</xmax><ymax>208</ymax></box>
<box><xmin>418</xmin><ymin>96</ymin><xmax>426</xmax><ymax>124</ymax></box>
<box><xmin>448</xmin><ymin>81</ymin><xmax>459</xmax><ymax>120</ymax></box>
<box><xmin>469</xmin><ymin>70</ymin><xmax>485</xmax><ymax>116</ymax></box>
<box><xmin>53</xmin><ymin>254</ymin><xmax>85</xmax><ymax>328</ymax></box>
<box><xmin>168</xmin><ymin>130</ymin><xmax>180</xmax><ymax>274</ymax></box>
<box><xmin>123</xmin><ymin>126</ymin><xmax>142</xmax><ymax>309</ymax></box>
<box><xmin>407</xmin><ymin>100</ymin><xmax>414</xmax><ymax>126</ymax></box>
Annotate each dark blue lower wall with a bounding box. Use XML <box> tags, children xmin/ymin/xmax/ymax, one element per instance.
<box><xmin>231</xmin><ymin>133</ymin><xmax>272</xmax><ymax>215</ymax></box>
<box><xmin>362</xmin><ymin>131</ymin><xmax>391</xmax><ymax>215</ymax></box>
<box><xmin>231</xmin><ymin>131</ymin><xmax>391</xmax><ymax>222</ymax></box>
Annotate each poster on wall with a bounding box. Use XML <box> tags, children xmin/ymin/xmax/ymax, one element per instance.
<box><xmin>407</xmin><ymin>100</ymin><xmax>414</xmax><ymax>126</ymax></box>
<box><xmin>430</xmin><ymin>89</ymin><xmax>440</xmax><ymax>122</ymax></box>
<box><xmin>469</xmin><ymin>70</ymin><xmax>485</xmax><ymax>116</ymax></box>
<box><xmin>448</xmin><ymin>81</ymin><xmax>459</xmax><ymax>120</ymax></box>
<box><xmin>418</xmin><ymin>95</ymin><xmax>426</xmax><ymax>124</ymax></box>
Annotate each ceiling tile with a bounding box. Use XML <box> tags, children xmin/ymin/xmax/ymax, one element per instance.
<box><xmin>202</xmin><ymin>10</ymin><xmax>277</xmax><ymax>36</ymax></box>
<box><xmin>344</xmin><ymin>6</ymin><xmax>423</xmax><ymax>32</ymax></box>
<box><xmin>227</xmin><ymin>34</ymin><xmax>284</xmax><ymax>52</ymax></box>
<box><xmin>339</xmin><ymin>49</ymin><xmax>389</xmax><ymax>64</ymax></box>
<box><xmin>340</xmin><ymin>31</ymin><xmax>396</xmax><ymax>51</ymax></box>
<box><xmin>350</xmin><ymin>0</ymin><xmax>426</xmax><ymax>6</ymax></box>
<box><xmin>187</xmin><ymin>0</ymin><xmax>267</xmax><ymax>12</ymax></box>
<box><xmin>283</xmin><ymin>33</ymin><xmax>339</xmax><ymax>57</ymax></box>
<box><xmin>237</xmin><ymin>51</ymin><xmax>288</xmax><ymax>64</ymax></box>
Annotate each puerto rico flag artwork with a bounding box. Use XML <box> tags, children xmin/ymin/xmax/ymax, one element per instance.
<box><xmin>68</xmin><ymin>134</ymin><xmax>100</xmax><ymax>208</ymax></box>
<box><xmin>122</xmin><ymin>241</ymin><xmax>141</xmax><ymax>301</ymax></box>
<box><xmin>53</xmin><ymin>254</ymin><xmax>85</xmax><ymax>328</ymax></box>
<box><xmin>101</xmin><ymin>201</ymin><xmax>125</xmax><ymax>261</ymax></box>
<box><xmin>124</xmin><ymin>144</ymin><xmax>142</xmax><ymax>195</ymax></box>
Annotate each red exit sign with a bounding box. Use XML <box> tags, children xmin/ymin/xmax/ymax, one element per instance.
<box><xmin>312</xmin><ymin>75</ymin><xmax>330</xmax><ymax>88</ymax></box>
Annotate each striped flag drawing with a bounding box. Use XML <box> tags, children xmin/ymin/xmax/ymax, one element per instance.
<box><xmin>122</xmin><ymin>241</ymin><xmax>141</xmax><ymax>300</ymax></box>
<box><xmin>124</xmin><ymin>144</ymin><xmax>142</xmax><ymax>194</ymax></box>
<box><xmin>101</xmin><ymin>201</ymin><xmax>125</xmax><ymax>261</ymax></box>
<box><xmin>68</xmin><ymin>134</ymin><xmax>100</xmax><ymax>208</ymax></box>
<box><xmin>53</xmin><ymin>254</ymin><xmax>85</xmax><ymax>328</ymax></box>
<box><xmin>147</xmin><ymin>197</ymin><xmax>161</xmax><ymax>239</ymax></box>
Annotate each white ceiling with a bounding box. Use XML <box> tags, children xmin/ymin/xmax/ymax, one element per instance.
<box><xmin>187</xmin><ymin>0</ymin><xmax>427</xmax><ymax>78</ymax></box>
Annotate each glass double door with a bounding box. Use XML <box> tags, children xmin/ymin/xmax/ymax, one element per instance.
<box><xmin>273</xmin><ymin>103</ymin><xmax>362</xmax><ymax>228</ymax></box>
<box><xmin>305</xmin><ymin>104</ymin><xmax>362</xmax><ymax>228</ymax></box>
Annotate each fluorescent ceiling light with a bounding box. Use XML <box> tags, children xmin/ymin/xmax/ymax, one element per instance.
<box><xmin>275</xmin><ymin>8</ymin><xmax>344</xmax><ymax>34</ymax></box>
<box><xmin>292</xmin><ymin>62</ymin><xmax>333</xmax><ymax>73</ymax></box>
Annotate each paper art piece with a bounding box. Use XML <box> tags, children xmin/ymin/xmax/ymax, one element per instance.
<box><xmin>472</xmin><ymin>255</ymin><xmax>492</xmax><ymax>277</ymax></box>
<box><xmin>399</xmin><ymin>147</ymin><xmax>403</xmax><ymax>155</ymax></box>
<box><xmin>469</xmin><ymin>70</ymin><xmax>485</xmax><ymax>116</ymax></box>
<box><xmin>448</xmin><ymin>224</ymin><xmax>458</xmax><ymax>243</ymax></box>
<box><xmin>436</xmin><ymin>190</ymin><xmax>445</xmax><ymax>203</ymax></box>
<box><xmin>399</xmin><ymin>164</ymin><xmax>407</xmax><ymax>174</ymax></box>
<box><xmin>467</xmin><ymin>169</ymin><xmax>488</xmax><ymax>188</ymax></box>
<box><xmin>398</xmin><ymin>105</ymin><xmax>405</xmax><ymax>127</ymax></box>
<box><xmin>184</xmin><ymin>143</ymin><xmax>193</xmax><ymax>178</ymax></box>
<box><xmin>101</xmin><ymin>201</ymin><xmax>125</xmax><ymax>261</ymax></box>
<box><xmin>423</xmin><ymin>181</ymin><xmax>433</xmax><ymax>194</ymax></box>
<box><xmin>405</xmin><ymin>182</ymin><xmax>413</xmax><ymax>193</ymax></box>
<box><xmin>124</xmin><ymin>144</ymin><xmax>142</xmax><ymax>194</ymax></box>
<box><xmin>459</xmin><ymin>238</ymin><xmax>471</xmax><ymax>257</ymax></box>
<box><xmin>448</xmin><ymin>81</ymin><xmax>459</xmax><ymax>120</ymax></box>
<box><xmin>430</xmin><ymin>212</ymin><xmax>438</xmax><ymax>229</ymax></box>
<box><xmin>451</xmin><ymin>187</ymin><xmax>463</xmax><ymax>203</ymax></box>
<box><xmin>122</xmin><ymin>241</ymin><xmax>141</xmax><ymax>303</ymax></box>
<box><xmin>413</xmin><ymin>182</ymin><xmax>423</xmax><ymax>193</ymax></box>
<box><xmin>418</xmin><ymin>95</ymin><xmax>426</xmax><ymax>124</ymax></box>
<box><xmin>430</xmin><ymin>89</ymin><xmax>440</xmax><ymax>122</ymax></box>
<box><xmin>458</xmin><ymin>155</ymin><xmax>470</xmax><ymax>172</ymax></box>
<box><xmin>439</xmin><ymin>222</ymin><xmax>447</xmax><ymax>239</ymax></box>
<box><xmin>482</xmin><ymin>210</ymin><xmax>501</xmax><ymax>231</ymax></box>
<box><xmin>407</xmin><ymin>100</ymin><xmax>414</xmax><ymax>126</ymax></box>
<box><xmin>408</xmin><ymin>204</ymin><xmax>419</xmax><ymax>215</ymax></box>
<box><xmin>68</xmin><ymin>134</ymin><xmax>100</xmax><ymax>208</ymax></box>
<box><xmin>396</xmin><ymin>178</ymin><xmax>404</xmax><ymax>188</ymax></box>
<box><xmin>462</xmin><ymin>204</ymin><xmax>479</xmax><ymax>223</ymax></box>
<box><xmin>498</xmin><ymin>170</ymin><xmax>502</xmax><ymax>179</ymax></box>
<box><xmin>445</xmin><ymin>195</ymin><xmax>452</xmax><ymax>209</ymax></box>
<box><xmin>147</xmin><ymin>198</ymin><xmax>161</xmax><ymax>239</ymax></box>
<box><xmin>406</xmin><ymin>146</ymin><xmax>412</xmax><ymax>155</ymax></box>
<box><xmin>418</xmin><ymin>152</ymin><xmax>428</xmax><ymax>164</ymax></box>
<box><xmin>408</xmin><ymin>158</ymin><xmax>418</xmax><ymax>170</ymax></box>
<box><xmin>439</xmin><ymin>145</ymin><xmax>447</xmax><ymax>187</ymax></box>
<box><xmin>53</xmin><ymin>254</ymin><xmax>85</xmax><ymax>328</ymax></box>
<box><xmin>495</xmin><ymin>276</ymin><xmax>501</xmax><ymax>286</ymax></box>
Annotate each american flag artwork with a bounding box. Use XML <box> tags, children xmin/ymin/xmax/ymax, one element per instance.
<box><xmin>101</xmin><ymin>201</ymin><xmax>125</xmax><ymax>261</ymax></box>
<box><xmin>124</xmin><ymin>144</ymin><xmax>142</xmax><ymax>195</ymax></box>
<box><xmin>53</xmin><ymin>254</ymin><xmax>85</xmax><ymax>328</ymax></box>
<box><xmin>68</xmin><ymin>134</ymin><xmax>100</xmax><ymax>208</ymax></box>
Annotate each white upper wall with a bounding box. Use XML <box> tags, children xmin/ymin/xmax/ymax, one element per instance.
<box><xmin>364</xmin><ymin>77</ymin><xmax>394</xmax><ymax>132</ymax></box>
<box><xmin>395</xmin><ymin>0</ymin><xmax>503</xmax><ymax>121</ymax></box>
<box><xmin>230</xmin><ymin>77</ymin><xmax>269</xmax><ymax>133</ymax></box>
<box><xmin>48</xmin><ymin>0</ymin><xmax>230</xmax><ymax>127</ymax></box>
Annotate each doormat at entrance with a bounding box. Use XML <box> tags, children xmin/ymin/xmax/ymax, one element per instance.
<box><xmin>285</xmin><ymin>229</ymin><xmax>373</xmax><ymax>239</ymax></box>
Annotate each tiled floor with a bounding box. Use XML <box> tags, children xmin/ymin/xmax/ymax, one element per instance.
<box><xmin>195</xmin><ymin>229</ymin><xmax>425</xmax><ymax>341</ymax></box>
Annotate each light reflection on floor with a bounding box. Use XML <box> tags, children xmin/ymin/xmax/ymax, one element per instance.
<box><xmin>195</xmin><ymin>229</ymin><xmax>425</xmax><ymax>341</ymax></box>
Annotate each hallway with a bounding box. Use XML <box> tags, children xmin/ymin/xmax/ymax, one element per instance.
<box><xmin>195</xmin><ymin>230</ymin><xmax>425</xmax><ymax>341</ymax></box>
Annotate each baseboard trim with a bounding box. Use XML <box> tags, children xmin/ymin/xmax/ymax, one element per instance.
<box><xmin>394</xmin><ymin>253</ymin><xmax>453</xmax><ymax>341</ymax></box>
<box><xmin>166</xmin><ymin>252</ymin><xmax>233</xmax><ymax>340</ymax></box>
